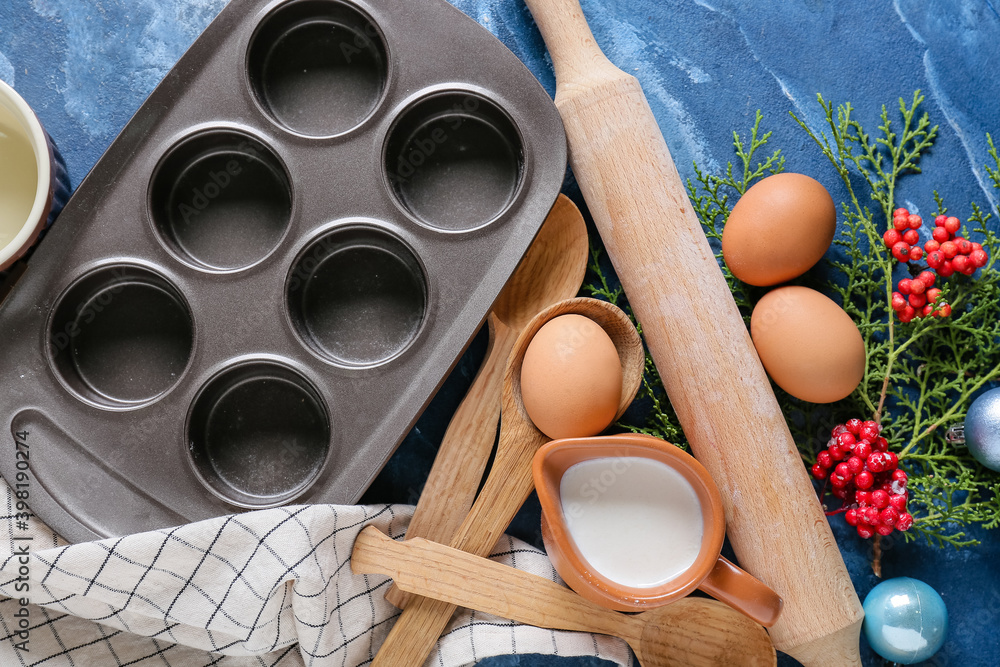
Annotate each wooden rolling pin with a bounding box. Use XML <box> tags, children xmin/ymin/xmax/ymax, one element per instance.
<box><xmin>520</xmin><ymin>1</ymin><xmax>864</xmax><ymax>664</ymax></box>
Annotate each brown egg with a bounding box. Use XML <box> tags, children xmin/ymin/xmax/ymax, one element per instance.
<box><xmin>520</xmin><ymin>314</ymin><xmax>623</xmax><ymax>439</ymax></box>
<box><xmin>750</xmin><ymin>286</ymin><xmax>865</xmax><ymax>403</ymax></box>
<box><xmin>722</xmin><ymin>173</ymin><xmax>836</xmax><ymax>286</ymax></box>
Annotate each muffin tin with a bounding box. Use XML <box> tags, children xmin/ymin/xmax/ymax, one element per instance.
<box><xmin>0</xmin><ymin>0</ymin><xmax>566</xmax><ymax>542</ymax></box>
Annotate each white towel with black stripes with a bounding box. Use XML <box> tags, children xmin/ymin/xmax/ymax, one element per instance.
<box><xmin>0</xmin><ymin>481</ymin><xmax>632</xmax><ymax>666</ymax></box>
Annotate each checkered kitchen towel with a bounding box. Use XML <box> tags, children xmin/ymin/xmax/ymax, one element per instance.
<box><xmin>0</xmin><ymin>479</ymin><xmax>632</xmax><ymax>666</ymax></box>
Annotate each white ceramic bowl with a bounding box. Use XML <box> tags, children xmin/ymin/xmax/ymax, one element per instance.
<box><xmin>0</xmin><ymin>79</ymin><xmax>64</xmax><ymax>272</ymax></box>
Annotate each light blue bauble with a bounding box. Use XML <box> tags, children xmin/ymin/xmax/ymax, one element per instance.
<box><xmin>965</xmin><ymin>388</ymin><xmax>1000</xmax><ymax>471</ymax></box>
<box><xmin>863</xmin><ymin>577</ymin><xmax>948</xmax><ymax>664</ymax></box>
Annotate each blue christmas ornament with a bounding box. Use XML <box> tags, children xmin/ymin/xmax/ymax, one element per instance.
<box><xmin>958</xmin><ymin>388</ymin><xmax>1000</xmax><ymax>471</ymax></box>
<box><xmin>863</xmin><ymin>577</ymin><xmax>947</xmax><ymax>665</ymax></box>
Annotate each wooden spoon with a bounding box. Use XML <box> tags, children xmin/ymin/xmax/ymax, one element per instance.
<box><xmin>372</xmin><ymin>297</ymin><xmax>645</xmax><ymax>667</ymax></box>
<box><xmin>388</xmin><ymin>194</ymin><xmax>588</xmax><ymax>608</ymax></box>
<box><xmin>354</xmin><ymin>526</ymin><xmax>776</xmax><ymax>667</ymax></box>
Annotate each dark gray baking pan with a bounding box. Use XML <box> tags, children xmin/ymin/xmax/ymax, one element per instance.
<box><xmin>0</xmin><ymin>0</ymin><xmax>566</xmax><ymax>542</ymax></box>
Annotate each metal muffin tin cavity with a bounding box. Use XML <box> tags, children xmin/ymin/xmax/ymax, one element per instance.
<box><xmin>0</xmin><ymin>0</ymin><xmax>566</xmax><ymax>542</ymax></box>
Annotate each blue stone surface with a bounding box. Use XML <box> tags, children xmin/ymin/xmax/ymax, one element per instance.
<box><xmin>863</xmin><ymin>577</ymin><xmax>948</xmax><ymax>665</ymax></box>
<box><xmin>2</xmin><ymin>1</ymin><xmax>1000</xmax><ymax>666</ymax></box>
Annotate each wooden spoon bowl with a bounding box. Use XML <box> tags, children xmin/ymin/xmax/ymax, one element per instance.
<box><xmin>632</xmin><ymin>598</ymin><xmax>776</xmax><ymax>667</ymax></box>
<box><xmin>506</xmin><ymin>296</ymin><xmax>645</xmax><ymax>428</ymax></box>
<box><xmin>371</xmin><ymin>297</ymin><xmax>644</xmax><ymax>667</ymax></box>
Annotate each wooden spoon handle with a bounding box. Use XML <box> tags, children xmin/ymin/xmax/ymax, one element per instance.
<box><xmin>371</xmin><ymin>424</ymin><xmax>545</xmax><ymax>667</ymax></box>
<box><xmin>373</xmin><ymin>587</ymin><xmax>456</xmax><ymax>665</ymax></box>
<box><xmin>354</xmin><ymin>526</ymin><xmax>633</xmax><ymax>640</ymax></box>
<box><xmin>522</xmin><ymin>0</ymin><xmax>863</xmax><ymax>663</ymax></box>
<box><xmin>386</xmin><ymin>315</ymin><xmax>514</xmax><ymax>609</ymax></box>
<box><xmin>355</xmin><ymin>527</ymin><xmax>776</xmax><ymax>667</ymax></box>
<box><xmin>448</xmin><ymin>417</ymin><xmax>545</xmax><ymax>554</ymax></box>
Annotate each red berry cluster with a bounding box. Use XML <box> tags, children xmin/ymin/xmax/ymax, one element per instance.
<box><xmin>883</xmin><ymin>208</ymin><xmax>989</xmax><ymax>273</ymax></box>
<box><xmin>882</xmin><ymin>210</ymin><xmax>925</xmax><ymax>262</ymax></box>
<box><xmin>891</xmin><ymin>270</ymin><xmax>950</xmax><ymax>323</ymax></box>
<box><xmin>882</xmin><ymin>207</ymin><xmax>990</xmax><ymax>323</ymax></box>
<box><xmin>925</xmin><ymin>214</ymin><xmax>988</xmax><ymax>276</ymax></box>
<box><xmin>811</xmin><ymin>419</ymin><xmax>913</xmax><ymax>539</ymax></box>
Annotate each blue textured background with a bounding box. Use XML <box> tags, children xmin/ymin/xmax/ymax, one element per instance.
<box><xmin>2</xmin><ymin>1</ymin><xmax>999</xmax><ymax>665</ymax></box>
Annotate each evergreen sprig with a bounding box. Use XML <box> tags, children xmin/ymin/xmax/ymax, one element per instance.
<box><xmin>789</xmin><ymin>92</ymin><xmax>1000</xmax><ymax>547</ymax></box>
<box><xmin>587</xmin><ymin>91</ymin><xmax>1000</xmax><ymax>548</ymax></box>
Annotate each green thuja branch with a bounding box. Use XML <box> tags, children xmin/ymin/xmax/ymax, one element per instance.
<box><xmin>791</xmin><ymin>91</ymin><xmax>939</xmax><ymax>422</ymax></box>
<box><xmin>788</xmin><ymin>93</ymin><xmax>1000</xmax><ymax>546</ymax></box>
<box><xmin>585</xmin><ymin>92</ymin><xmax>999</xmax><ymax>547</ymax></box>
<box><xmin>987</xmin><ymin>134</ymin><xmax>1000</xmax><ymax>190</ymax></box>
<box><xmin>584</xmin><ymin>241</ymin><xmax>623</xmax><ymax>305</ymax></box>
